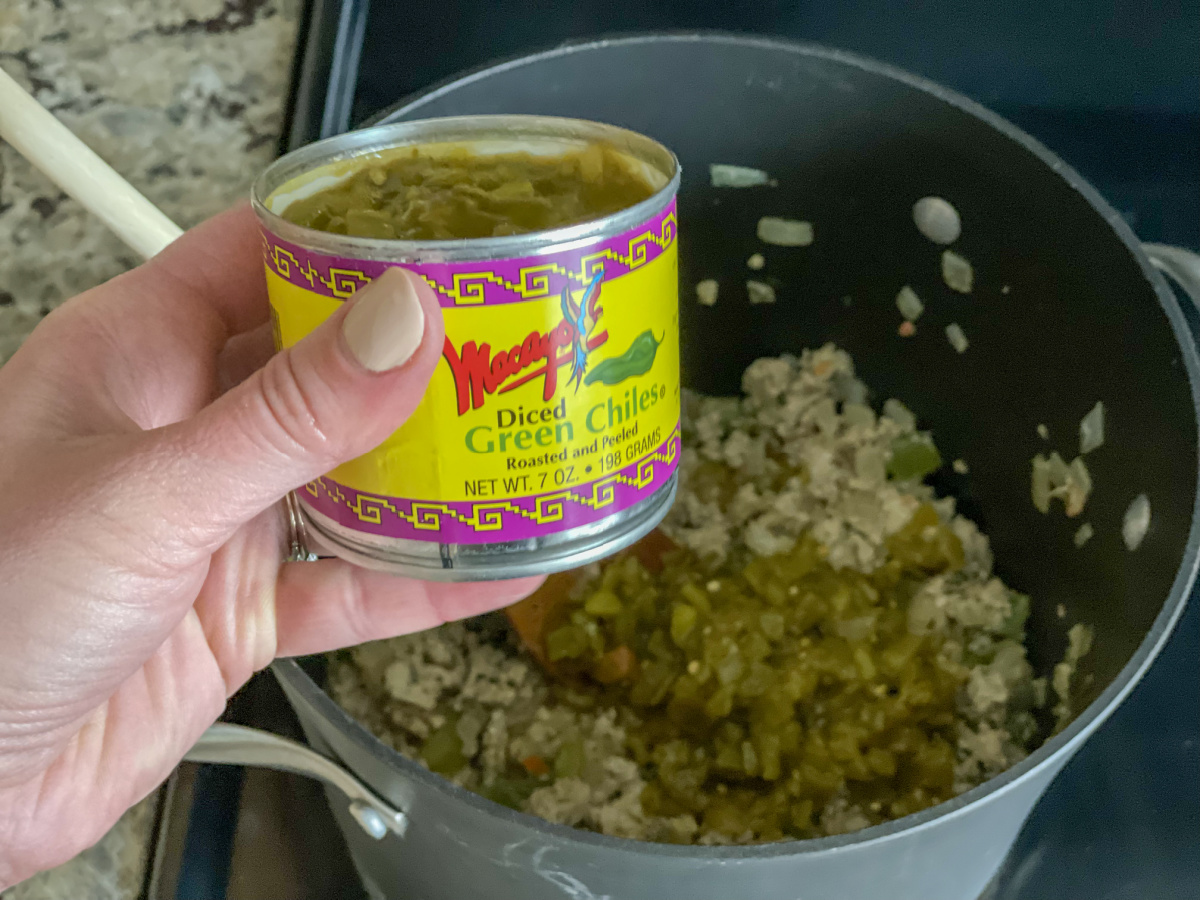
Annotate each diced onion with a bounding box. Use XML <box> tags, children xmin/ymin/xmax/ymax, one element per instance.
<box><xmin>746</xmin><ymin>280</ymin><xmax>776</xmax><ymax>304</ymax></box>
<box><xmin>1046</xmin><ymin>452</ymin><xmax>1070</xmax><ymax>484</ymax></box>
<box><xmin>882</xmin><ymin>399</ymin><xmax>917</xmax><ymax>430</ymax></box>
<box><xmin>1063</xmin><ymin>457</ymin><xmax>1092</xmax><ymax>517</ymax></box>
<box><xmin>757</xmin><ymin>217</ymin><xmax>813</xmax><ymax>247</ymax></box>
<box><xmin>1031</xmin><ymin>455</ymin><xmax>1051</xmax><ymax>513</ymax></box>
<box><xmin>941</xmin><ymin>250</ymin><xmax>974</xmax><ymax>293</ymax></box>
<box><xmin>912</xmin><ymin>196</ymin><xmax>962</xmax><ymax>245</ymax></box>
<box><xmin>710</xmin><ymin>164</ymin><xmax>774</xmax><ymax>188</ymax></box>
<box><xmin>946</xmin><ymin>323</ymin><xmax>969</xmax><ymax>353</ymax></box>
<box><xmin>696</xmin><ymin>279</ymin><xmax>719</xmax><ymax>306</ymax></box>
<box><xmin>1073</xmin><ymin>523</ymin><xmax>1094</xmax><ymax>548</ymax></box>
<box><xmin>1079</xmin><ymin>401</ymin><xmax>1105</xmax><ymax>455</ymax></box>
<box><xmin>747</xmin><ymin>253</ymin><xmax>765</xmax><ymax>270</ymax></box>
<box><xmin>1122</xmin><ymin>494</ymin><xmax>1151</xmax><ymax>551</ymax></box>
<box><xmin>1031</xmin><ymin>452</ymin><xmax>1092</xmax><ymax>517</ymax></box>
<box><xmin>896</xmin><ymin>285</ymin><xmax>924</xmax><ymax>321</ymax></box>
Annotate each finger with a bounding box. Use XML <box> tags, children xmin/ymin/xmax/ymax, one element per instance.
<box><xmin>216</xmin><ymin>321</ymin><xmax>275</xmax><ymax>393</ymax></box>
<box><xmin>273</xmin><ymin>559</ymin><xmax>546</xmax><ymax>658</ymax></box>
<box><xmin>64</xmin><ymin>205</ymin><xmax>270</xmax><ymax>361</ymax></box>
<box><xmin>132</xmin><ymin>203</ymin><xmax>271</xmax><ymax>337</ymax></box>
<box><xmin>188</xmin><ymin>510</ymin><xmax>540</xmax><ymax>689</ymax></box>
<box><xmin>99</xmin><ymin>205</ymin><xmax>272</xmax><ymax>413</ymax></box>
<box><xmin>2</xmin><ymin>206</ymin><xmax>272</xmax><ymax>432</ymax></box>
<box><xmin>154</xmin><ymin>266</ymin><xmax>444</xmax><ymax>548</ymax></box>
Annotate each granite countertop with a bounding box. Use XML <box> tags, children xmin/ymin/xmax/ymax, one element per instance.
<box><xmin>0</xmin><ymin>0</ymin><xmax>300</xmax><ymax>362</ymax></box>
<box><xmin>0</xmin><ymin>0</ymin><xmax>299</xmax><ymax>896</ymax></box>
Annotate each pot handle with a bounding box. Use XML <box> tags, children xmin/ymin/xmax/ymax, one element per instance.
<box><xmin>183</xmin><ymin>723</ymin><xmax>408</xmax><ymax>840</ymax></box>
<box><xmin>1144</xmin><ymin>243</ymin><xmax>1200</xmax><ymax>309</ymax></box>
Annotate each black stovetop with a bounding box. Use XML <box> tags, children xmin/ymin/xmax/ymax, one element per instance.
<box><xmin>154</xmin><ymin>3</ymin><xmax>1199</xmax><ymax>898</ymax></box>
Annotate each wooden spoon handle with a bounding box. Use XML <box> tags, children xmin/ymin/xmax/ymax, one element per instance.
<box><xmin>0</xmin><ymin>64</ymin><xmax>182</xmax><ymax>260</ymax></box>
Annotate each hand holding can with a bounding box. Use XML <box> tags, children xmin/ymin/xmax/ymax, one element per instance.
<box><xmin>0</xmin><ymin>207</ymin><xmax>546</xmax><ymax>887</ymax></box>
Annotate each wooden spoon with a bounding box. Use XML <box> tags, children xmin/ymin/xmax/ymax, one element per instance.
<box><xmin>0</xmin><ymin>65</ymin><xmax>182</xmax><ymax>258</ymax></box>
<box><xmin>504</xmin><ymin>528</ymin><xmax>677</xmax><ymax>670</ymax></box>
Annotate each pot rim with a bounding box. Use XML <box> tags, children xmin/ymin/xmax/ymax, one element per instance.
<box><xmin>275</xmin><ymin>30</ymin><xmax>1200</xmax><ymax>860</ymax></box>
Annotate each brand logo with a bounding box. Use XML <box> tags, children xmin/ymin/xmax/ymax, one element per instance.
<box><xmin>442</xmin><ymin>273</ymin><xmax>607</xmax><ymax>415</ymax></box>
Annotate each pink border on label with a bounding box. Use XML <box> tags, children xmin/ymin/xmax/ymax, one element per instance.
<box><xmin>261</xmin><ymin>200</ymin><xmax>677</xmax><ymax>308</ymax></box>
<box><xmin>299</xmin><ymin>428</ymin><xmax>679</xmax><ymax>545</ymax></box>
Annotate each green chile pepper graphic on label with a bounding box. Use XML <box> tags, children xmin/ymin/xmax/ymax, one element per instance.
<box><xmin>583</xmin><ymin>329</ymin><xmax>661</xmax><ymax>387</ymax></box>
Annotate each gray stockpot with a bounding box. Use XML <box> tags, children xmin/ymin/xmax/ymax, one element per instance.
<box><xmin>187</xmin><ymin>35</ymin><xmax>1200</xmax><ymax>900</ymax></box>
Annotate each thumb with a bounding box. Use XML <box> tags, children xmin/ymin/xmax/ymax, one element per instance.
<box><xmin>163</xmin><ymin>266</ymin><xmax>445</xmax><ymax>538</ymax></box>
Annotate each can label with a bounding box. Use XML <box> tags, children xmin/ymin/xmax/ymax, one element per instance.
<box><xmin>261</xmin><ymin>201</ymin><xmax>680</xmax><ymax>544</ymax></box>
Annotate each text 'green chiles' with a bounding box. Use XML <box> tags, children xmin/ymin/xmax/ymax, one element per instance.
<box><xmin>584</xmin><ymin>330</ymin><xmax>661</xmax><ymax>387</ymax></box>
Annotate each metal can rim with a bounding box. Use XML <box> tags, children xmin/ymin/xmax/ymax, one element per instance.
<box><xmin>251</xmin><ymin>114</ymin><xmax>681</xmax><ymax>263</ymax></box>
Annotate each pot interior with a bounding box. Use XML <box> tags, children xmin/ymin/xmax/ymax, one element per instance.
<box><xmin>311</xmin><ymin>37</ymin><xmax>1198</xmax><ymax>750</ymax></box>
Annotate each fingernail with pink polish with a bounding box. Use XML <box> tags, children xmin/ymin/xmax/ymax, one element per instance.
<box><xmin>341</xmin><ymin>267</ymin><xmax>425</xmax><ymax>372</ymax></box>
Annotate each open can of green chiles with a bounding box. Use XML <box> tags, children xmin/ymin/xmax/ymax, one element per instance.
<box><xmin>252</xmin><ymin>116</ymin><xmax>681</xmax><ymax>580</ymax></box>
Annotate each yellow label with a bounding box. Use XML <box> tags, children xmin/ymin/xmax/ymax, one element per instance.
<box><xmin>261</xmin><ymin>202</ymin><xmax>680</xmax><ymax>544</ymax></box>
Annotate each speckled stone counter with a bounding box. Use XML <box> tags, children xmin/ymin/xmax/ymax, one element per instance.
<box><xmin>0</xmin><ymin>1</ymin><xmax>299</xmax><ymax>896</ymax></box>
<box><xmin>0</xmin><ymin>0</ymin><xmax>300</xmax><ymax>363</ymax></box>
